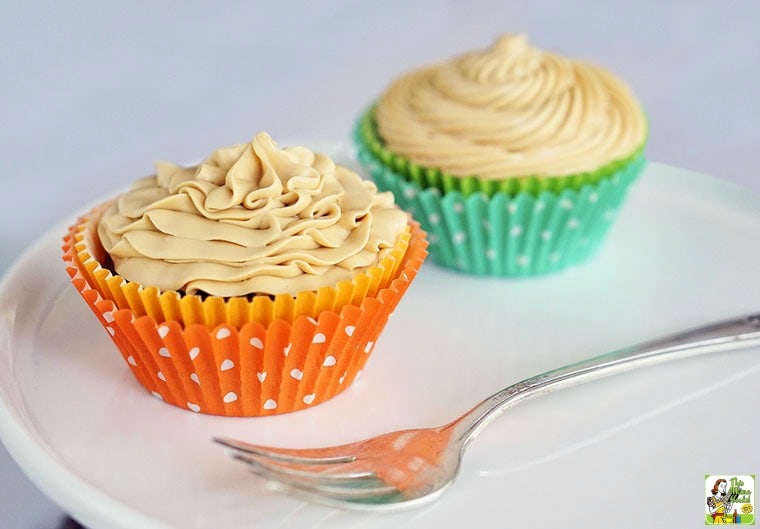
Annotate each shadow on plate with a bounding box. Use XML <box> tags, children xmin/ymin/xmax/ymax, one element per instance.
<box><xmin>56</xmin><ymin>518</ymin><xmax>85</xmax><ymax>529</ymax></box>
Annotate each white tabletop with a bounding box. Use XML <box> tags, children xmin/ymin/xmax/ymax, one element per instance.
<box><xmin>2</xmin><ymin>2</ymin><xmax>759</xmax><ymax>528</ymax></box>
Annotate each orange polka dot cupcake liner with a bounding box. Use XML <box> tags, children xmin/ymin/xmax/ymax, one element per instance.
<box><xmin>62</xmin><ymin>203</ymin><xmax>428</xmax><ymax>416</ymax></box>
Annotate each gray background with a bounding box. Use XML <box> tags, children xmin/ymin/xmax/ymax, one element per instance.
<box><xmin>1</xmin><ymin>1</ymin><xmax>759</xmax><ymax>527</ymax></box>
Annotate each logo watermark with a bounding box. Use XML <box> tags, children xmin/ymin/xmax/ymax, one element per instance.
<box><xmin>706</xmin><ymin>475</ymin><xmax>755</xmax><ymax>525</ymax></box>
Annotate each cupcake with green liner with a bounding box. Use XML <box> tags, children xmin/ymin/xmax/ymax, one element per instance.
<box><xmin>355</xmin><ymin>34</ymin><xmax>647</xmax><ymax>276</ymax></box>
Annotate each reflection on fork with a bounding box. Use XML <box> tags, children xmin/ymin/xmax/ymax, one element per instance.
<box><xmin>216</xmin><ymin>313</ymin><xmax>760</xmax><ymax>511</ymax></box>
<box><xmin>215</xmin><ymin>424</ymin><xmax>457</xmax><ymax>509</ymax></box>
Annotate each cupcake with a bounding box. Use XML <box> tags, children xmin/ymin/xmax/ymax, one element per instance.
<box><xmin>62</xmin><ymin>132</ymin><xmax>427</xmax><ymax>416</ymax></box>
<box><xmin>355</xmin><ymin>34</ymin><xmax>647</xmax><ymax>276</ymax></box>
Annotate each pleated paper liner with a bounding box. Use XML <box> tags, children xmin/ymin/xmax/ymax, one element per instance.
<box><xmin>355</xmin><ymin>106</ymin><xmax>647</xmax><ymax>198</ymax></box>
<box><xmin>65</xmin><ymin>201</ymin><xmax>413</xmax><ymax>328</ymax></box>
<box><xmin>62</xmin><ymin>211</ymin><xmax>428</xmax><ymax>416</ymax></box>
<box><xmin>365</xmin><ymin>155</ymin><xmax>643</xmax><ymax>275</ymax></box>
<box><xmin>355</xmin><ymin>108</ymin><xmax>645</xmax><ymax>277</ymax></box>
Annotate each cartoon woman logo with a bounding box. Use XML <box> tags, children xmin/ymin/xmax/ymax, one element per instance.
<box><xmin>707</xmin><ymin>479</ymin><xmax>734</xmax><ymax>524</ymax></box>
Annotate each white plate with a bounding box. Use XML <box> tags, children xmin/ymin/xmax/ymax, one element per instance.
<box><xmin>1</xmin><ymin>157</ymin><xmax>760</xmax><ymax>529</ymax></box>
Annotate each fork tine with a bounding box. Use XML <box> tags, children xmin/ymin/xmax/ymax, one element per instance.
<box><xmin>231</xmin><ymin>453</ymin><xmax>375</xmax><ymax>482</ymax></box>
<box><xmin>237</xmin><ymin>456</ymin><xmax>401</xmax><ymax>500</ymax></box>
<box><xmin>214</xmin><ymin>437</ymin><xmax>355</xmax><ymax>465</ymax></box>
<box><xmin>276</xmin><ymin>479</ymin><xmax>401</xmax><ymax>502</ymax></box>
<box><xmin>270</xmin><ymin>480</ymin><xmax>406</xmax><ymax>509</ymax></box>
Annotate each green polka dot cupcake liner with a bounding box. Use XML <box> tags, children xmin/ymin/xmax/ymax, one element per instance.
<box><xmin>354</xmin><ymin>118</ymin><xmax>646</xmax><ymax>276</ymax></box>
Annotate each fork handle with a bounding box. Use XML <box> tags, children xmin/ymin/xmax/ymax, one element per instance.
<box><xmin>452</xmin><ymin>313</ymin><xmax>760</xmax><ymax>446</ymax></box>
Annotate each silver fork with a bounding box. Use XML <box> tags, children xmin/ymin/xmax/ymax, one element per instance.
<box><xmin>215</xmin><ymin>313</ymin><xmax>760</xmax><ymax>511</ymax></box>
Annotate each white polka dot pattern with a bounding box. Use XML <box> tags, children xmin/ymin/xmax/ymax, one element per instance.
<box><xmin>361</xmin><ymin>144</ymin><xmax>645</xmax><ymax>277</ymax></box>
<box><xmin>61</xmin><ymin>212</ymin><xmax>428</xmax><ymax>417</ymax></box>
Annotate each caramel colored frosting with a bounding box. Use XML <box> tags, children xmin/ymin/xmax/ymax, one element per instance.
<box><xmin>97</xmin><ymin>132</ymin><xmax>408</xmax><ymax>297</ymax></box>
<box><xmin>376</xmin><ymin>35</ymin><xmax>647</xmax><ymax>179</ymax></box>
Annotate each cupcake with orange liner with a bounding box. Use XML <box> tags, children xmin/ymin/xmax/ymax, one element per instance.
<box><xmin>355</xmin><ymin>35</ymin><xmax>647</xmax><ymax>276</ymax></box>
<box><xmin>62</xmin><ymin>132</ymin><xmax>427</xmax><ymax>416</ymax></box>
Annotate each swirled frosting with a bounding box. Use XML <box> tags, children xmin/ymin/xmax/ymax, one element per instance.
<box><xmin>376</xmin><ymin>34</ymin><xmax>647</xmax><ymax>179</ymax></box>
<box><xmin>97</xmin><ymin>132</ymin><xmax>408</xmax><ymax>297</ymax></box>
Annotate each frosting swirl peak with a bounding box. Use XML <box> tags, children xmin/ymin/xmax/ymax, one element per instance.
<box><xmin>98</xmin><ymin>133</ymin><xmax>408</xmax><ymax>296</ymax></box>
<box><xmin>376</xmin><ymin>34</ymin><xmax>647</xmax><ymax>179</ymax></box>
